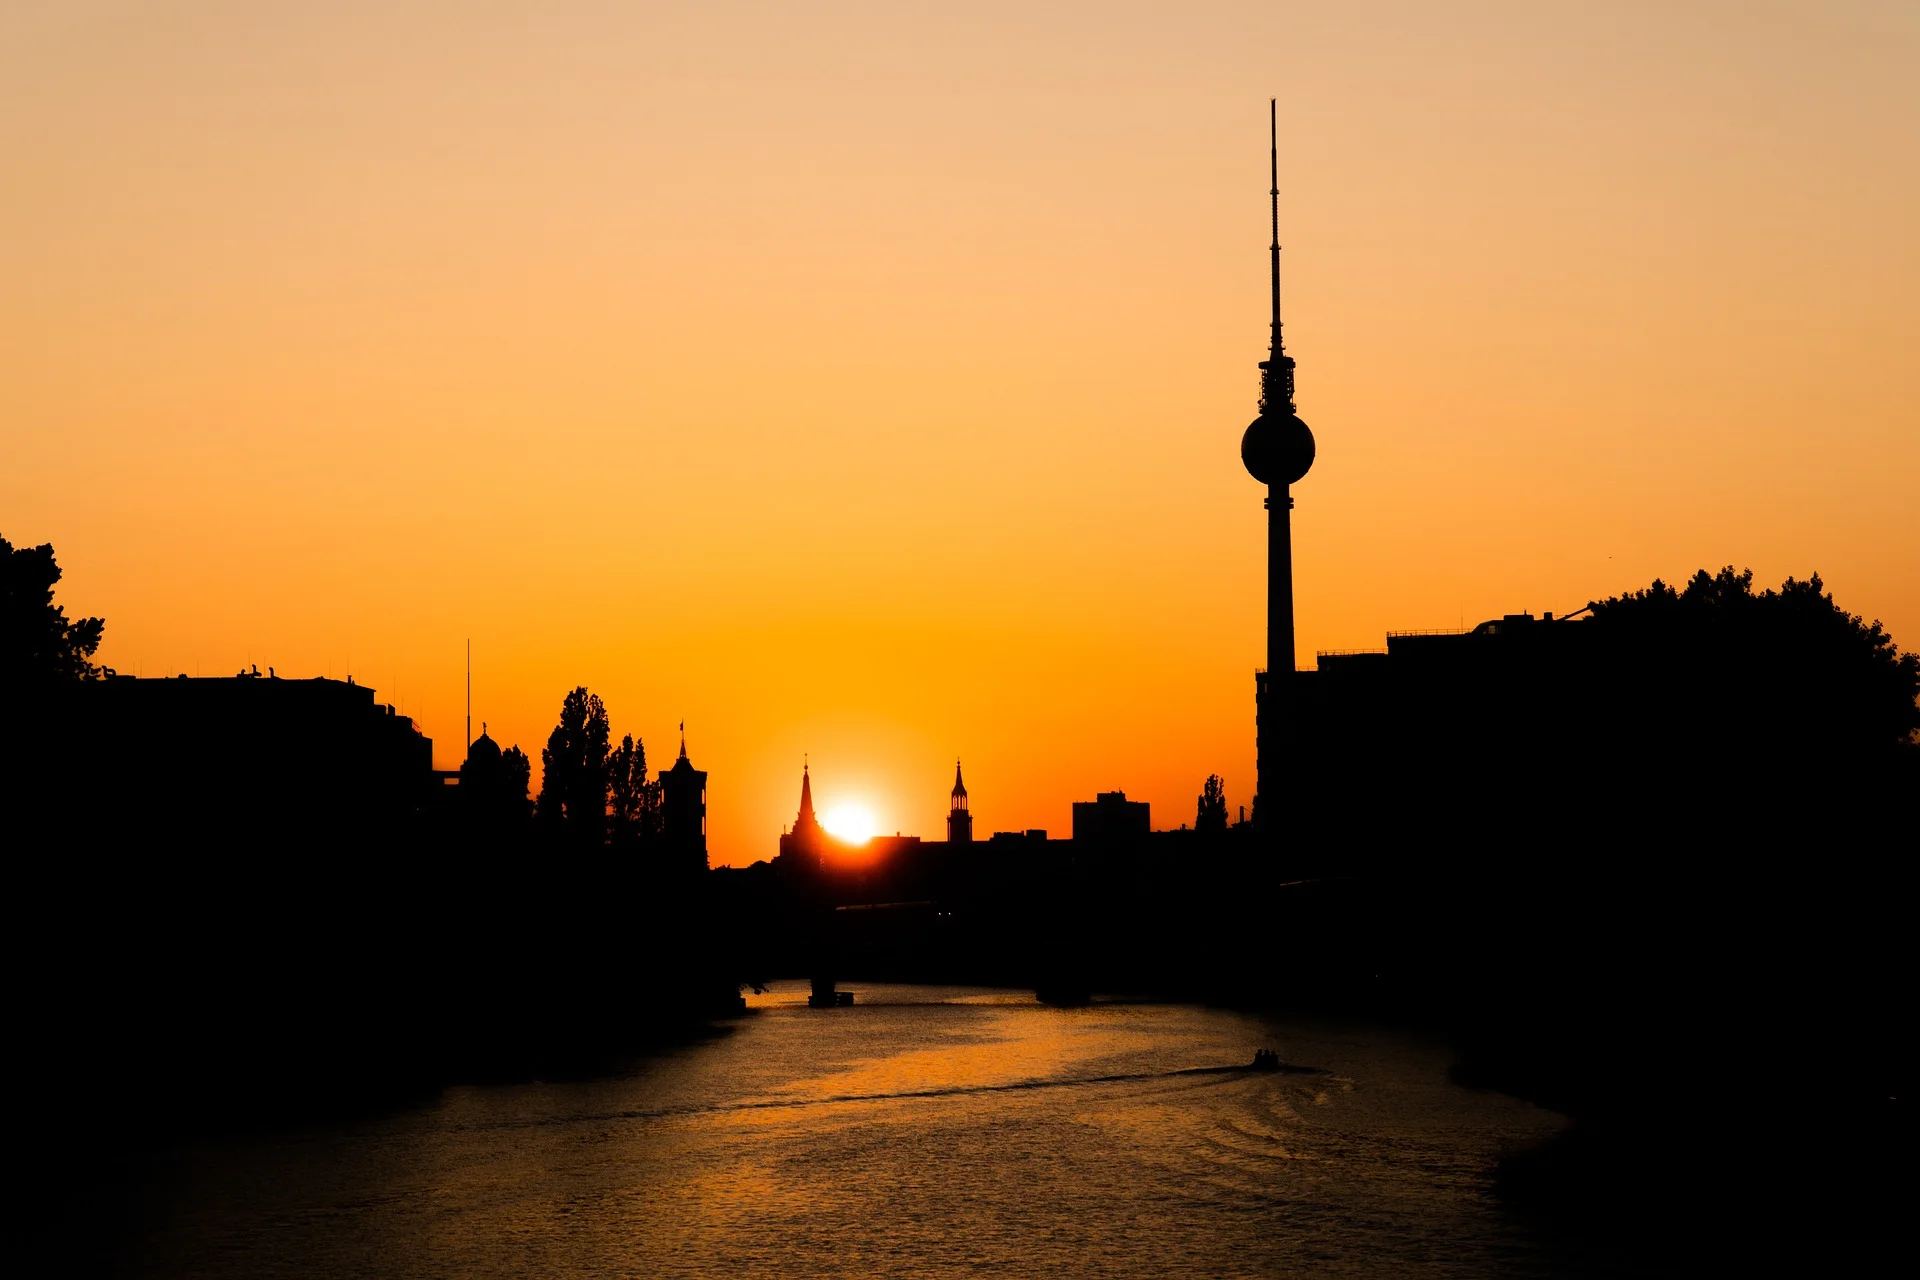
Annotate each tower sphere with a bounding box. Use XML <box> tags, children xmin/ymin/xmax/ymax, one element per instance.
<box><xmin>1241</xmin><ymin>411</ymin><xmax>1315</xmax><ymax>486</ymax></box>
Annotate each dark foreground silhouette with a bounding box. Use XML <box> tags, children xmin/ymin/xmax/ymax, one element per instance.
<box><xmin>6</xmin><ymin>536</ymin><xmax>1914</xmax><ymax>1264</ymax></box>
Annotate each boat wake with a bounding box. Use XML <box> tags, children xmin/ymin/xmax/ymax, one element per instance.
<box><xmin>459</xmin><ymin>1058</ymin><xmax>1330</xmax><ymax>1133</ymax></box>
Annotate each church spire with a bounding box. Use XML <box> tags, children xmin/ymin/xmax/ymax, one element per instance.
<box><xmin>947</xmin><ymin>758</ymin><xmax>973</xmax><ymax>844</ymax></box>
<box><xmin>797</xmin><ymin>758</ymin><xmax>818</xmax><ymax>830</ymax></box>
<box><xmin>777</xmin><ymin>756</ymin><xmax>827</xmax><ymax>868</ymax></box>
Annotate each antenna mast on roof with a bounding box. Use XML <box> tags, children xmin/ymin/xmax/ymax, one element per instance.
<box><xmin>465</xmin><ymin>639</ymin><xmax>472</xmax><ymax>751</ymax></box>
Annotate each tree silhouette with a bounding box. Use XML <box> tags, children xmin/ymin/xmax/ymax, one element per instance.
<box><xmin>501</xmin><ymin>744</ymin><xmax>532</xmax><ymax>814</ymax></box>
<box><xmin>1587</xmin><ymin>567</ymin><xmax>1920</xmax><ymax>755</ymax></box>
<box><xmin>537</xmin><ymin>687</ymin><xmax>610</xmax><ymax>847</ymax></box>
<box><xmin>2</xmin><ymin>535</ymin><xmax>109</xmax><ymax>687</ymax></box>
<box><xmin>608</xmin><ymin>732</ymin><xmax>661</xmax><ymax>851</ymax></box>
<box><xmin>1195</xmin><ymin>774</ymin><xmax>1228</xmax><ymax>832</ymax></box>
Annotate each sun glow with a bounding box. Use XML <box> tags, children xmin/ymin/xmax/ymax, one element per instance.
<box><xmin>820</xmin><ymin>803</ymin><xmax>879</xmax><ymax>844</ymax></box>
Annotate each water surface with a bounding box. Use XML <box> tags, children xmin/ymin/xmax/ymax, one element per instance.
<box><xmin>119</xmin><ymin>985</ymin><xmax>1589</xmax><ymax>1277</ymax></box>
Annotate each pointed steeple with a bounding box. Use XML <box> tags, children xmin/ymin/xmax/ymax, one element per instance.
<box><xmin>777</xmin><ymin>756</ymin><xmax>827</xmax><ymax>866</ymax></box>
<box><xmin>678</xmin><ymin>719</ymin><xmax>688</xmax><ymax>761</ymax></box>
<box><xmin>796</xmin><ymin>758</ymin><xmax>819</xmax><ymax>830</ymax></box>
<box><xmin>947</xmin><ymin>758</ymin><xmax>974</xmax><ymax>843</ymax></box>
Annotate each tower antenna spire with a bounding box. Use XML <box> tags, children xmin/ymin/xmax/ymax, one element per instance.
<box><xmin>465</xmin><ymin>638</ymin><xmax>471</xmax><ymax>751</ymax></box>
<box><xmin>1269</xmin><ymin>97</ymin><xmax>1282</xmax><ymax>359</ymax></box>
<box><xmin>1257</xmin><ymin>100</ymin><xmax>1296</xmax><ymax>418</ymax></box>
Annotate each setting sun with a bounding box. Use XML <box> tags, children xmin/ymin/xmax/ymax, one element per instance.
<box><xmin>820</xmin><ymin>803</ymin><xmax>879</xmax><ymax>845</ymax></box>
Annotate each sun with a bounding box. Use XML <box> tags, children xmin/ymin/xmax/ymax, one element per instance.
<box><xmin>820</xmin><ymin>802</ymin><xmax>879</xmax><ymax>844</ymax></box>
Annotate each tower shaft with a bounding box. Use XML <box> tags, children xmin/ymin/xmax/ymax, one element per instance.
<box><xmin>1268</xmin><ymin>493</ymin><xmax>1295</xmax><ymax>684</ymax></box>
<box><xmin>1256</xmin><ymin>489</ymin><xmax>1296</xmax><ymax>830</ymax></box>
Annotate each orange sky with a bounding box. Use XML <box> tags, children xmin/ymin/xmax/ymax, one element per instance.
<box><xmin>4</xmin><ymin>1</ymin><xmax>1915</xmax><ymax>863</ymax></box>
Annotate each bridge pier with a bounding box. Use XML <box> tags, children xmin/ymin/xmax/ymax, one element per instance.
<box><xmin>807</xmin><ymin>975</ymin><xmax>853</xmax><ymax>1008</ymax></box>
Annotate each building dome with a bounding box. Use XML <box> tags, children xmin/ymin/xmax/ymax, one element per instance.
<box><xmin>1241</xmin><ymin>411</ymin><xmax>1315</xmax><ymax>486</ymax></box>
<box><xmin>465</xmin><ymin>729</ymin><xmax>501</xmax><ymax>765</ymax></box>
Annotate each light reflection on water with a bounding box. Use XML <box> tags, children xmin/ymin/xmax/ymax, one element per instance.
<box><xmin>122</xmin><ymin>985</ymin><xmax>1585</xmax><ymax>1278</ymax></box>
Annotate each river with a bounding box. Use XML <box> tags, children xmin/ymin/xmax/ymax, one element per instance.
<box><xmin>108</xmin><ymin>984</ymin><xmax>1607</xmax><ymax>1277</ymax></box>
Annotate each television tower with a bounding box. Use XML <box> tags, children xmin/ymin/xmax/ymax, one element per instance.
<box><xmin>1240</xmin><ymin>99</ymin><xmax>1316</xmax><ymax>831</ymax></box>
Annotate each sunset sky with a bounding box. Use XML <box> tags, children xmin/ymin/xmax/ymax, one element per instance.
<box><xmin>5</xmin><ymin>1</ymin><xmax>1915</xmax><ymax>863</ymax></box>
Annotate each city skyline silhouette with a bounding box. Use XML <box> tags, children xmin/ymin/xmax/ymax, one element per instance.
<box><xmin>5</xmin><ymin>3</ymin><xmax>1914</xmax><ymax>864</ymax></box>
<box><xmin>5</xmin><ymin>6</ymin><xmax>1916</xmax><ymax>1275</ymax></box>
